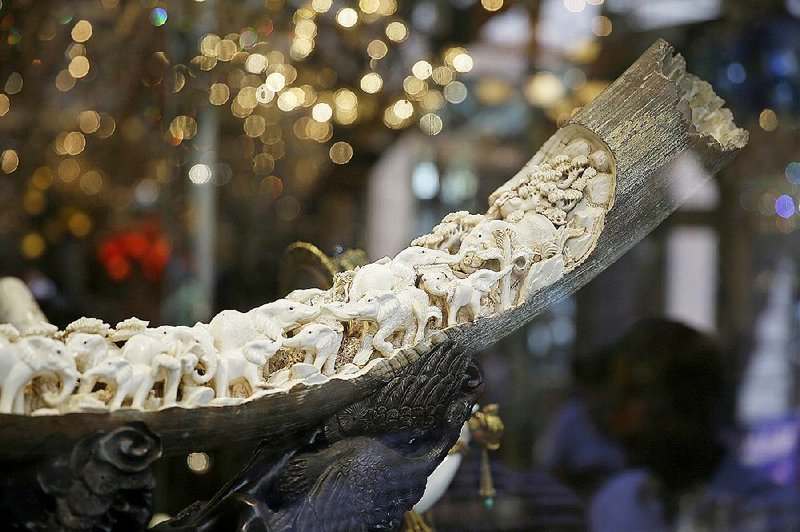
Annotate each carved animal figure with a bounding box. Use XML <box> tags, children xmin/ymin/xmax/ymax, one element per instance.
<box><xmin>325</xmin><ymin>290</ymin><xmax>415</xmax><ymax>357</ymax></box>
<box><xmin>398</xmin><ymin>286</ymin><xmax>442</xmax><ymax>343</ymax></box>
<box><xmin>0</xmin><ymin>336</ymin><xmax>78</xmax><ymax>414</ymax></box>
<box><xmin>281</xmin><ymin>322</ymin><xmax>344</xmax><ymax>376</ymax></box>
<box><xmin>348</xmin><ymin>246</ymin><xmax>460</xmax><ymax>301</ymax></box>
<box><xmin>82</xmin><ymin>356</ymin><xmax>158</xmax><ymax>410</ymax></box>
<box><xmin>210</xmin><ymin>310</ymin><xmax>270</xmax><ymax>352</ymax></box>
<box><xmin>459</xmin><ymin>214</ymin><xmax>567</xmax><ymax>264</ymax></box>
<box><xmin>66</xmin><ymin>332</ymin><xmax>115</xmax><ymax>381</ymax></box>
<box><xmin>248</xmin><ymin>299</ymin><xmax>321</xmax><ymax>339</ymax></box>
<box><xmin>213</xmin><ymin>340</ymin><xmax>280</xmax><ymax>398</ymax></box>
<box><xmin>411</xmin><ymin>211</ymin><xmax>486</xmax><ymax>252</ymax></box>
<box><xmin>207</xmin><ymin>311</ymin><xmax>289</xmax><ymax>397</ymax></box>
<box><xmin>119</xmin><ymin>326</ymin><xmax>214</xmax><ymax>407</ymax></box>
<box><xmin>421</xmin><ymin>265</ymin><xmax>513</xmax><ymax>326</ymax></box>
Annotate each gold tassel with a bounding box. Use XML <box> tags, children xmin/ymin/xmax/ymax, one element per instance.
<box><xmin>468</xmin><ymin>404</ymin><xmax>504</xmax><ymax>509</ymax></box>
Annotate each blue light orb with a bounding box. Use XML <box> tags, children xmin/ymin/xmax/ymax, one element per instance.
<box><xmin>768</xmin><ymin>50</ymin><xmax>798</xmax><ymax>77</ymax></box>
<box><xmin>726</xmin><ymin>63</ymin><xmax>746</xmax><ymax>84</ymax></box>
<box><xmin>151</xmin><ymin>7</ymin><xmax>168</xmax><ymax>27</ymax></box>
<box><xmin>775</xmin><ymin>194</ymin><xmax>795</xmax><ymax>219</ymax></box>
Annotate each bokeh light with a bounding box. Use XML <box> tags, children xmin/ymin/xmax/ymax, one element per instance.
<box><xmin>5</xmin><ymin>72</ymin><xmax>23</xmax><ymax>94</ymax></box>
<box><xmin>419</xmin><ymin>113</ymin><xmax>443</xmax><ymax>135</ymax></box>
<box><xmin>150</xmin><ymin>7</ymin><xmax>168</xmax><ymax>27</ymax></box>
<box><xmin>564</xmin><ymin>0</ymin><xmax>586</xmax><ymax>13</ymax></box>
<box><xmin>591</xmin><ymin>16</ymin><xmax>612</xmax><ymax>37</ymax></box>
<box><xmin>385</xmin><ymin>22</ymin><xmax>408</xmax><ymax>42</ymax></box>
<box><xmin>726</xmin><ymin>63</ymin><xmax>746</xmax><ymax>84</ymax></box>
<box><xmin>71</xmin><ymin>20</ymin><xmax>92</xmax><ymax>42</ymax></box>
<box><xmin>187</xmin><ymin>452</ymin><xmax>210</xmax><ymax>474</ymax></box>
<box><xmin>786</xmin><ymin>163</ymin><xmax>800</xmax><ymax>185</ymax></box>
<box><xmin>79</xmin><ymin>110</ymin><xmax>100</xmax><ymax>133</ymax></box>
<box><xmin>21</xmin><ymin>232</ymin><xmax>46</xmax><ymax>259</ymax></box>
<box><xmin>412</xmin><ymin>61</ymin><xmax>433</xmax><ymax>80</ymax></box>
<box><xmin>1</xmin><ymin>149</ymin><xmax>19</xmax><ymax>173</ymax></box>
<box><xmin>68</xmin><ymin>56</ymin><xmax>90</xmax><ymax>78</ymax></box>
<box><xmin>209</xmin><ymin>83</ymin><xmax>230</xmax><ymax>105</ymax></box>
<box><xmin>444</xmin><ymin>81</ymin><xmax>467</xmax><ymax>104</ymax></box>
<box><xmin>367</xmin><ymin>39</ymin><xmax>388</xmax><ymax>59</ymax></box>
<box><xmin>775</xmin><ymin>194</ymin><xmax>795</xmax><ymax>219</ymax></box>
<box><xmin>80</xmin><ymin>170</ymin><xmax>103</xmax><ymax>195</ymax></box>
<box><xmin>312</xmin><ymin>102</ymin><xmax>332</xmax><ymax>122</ymax></box>
<box><xmin>525</xmin><ymin>71</ymin><xmax>566</xmax><ymax>108</ymax></box>
<box><xmin>393</xmin><ymin>99</ymin><xmax>414</xmax><ymax>119</ymax></box>
<box><xmin>189</xmin><ymin>164</ymin><xmax>212</xmax><ymax>184</ymax></box>
<box><xmin>360</xmin><ymin>72</ymin><xmax>383</xmax><ymax>94</ymax></box>
<box><xmin>329</xmin><ymin>141</ymin><xmax>353</xmax><ymax>164</ymax></box>
<box><xmin>337</xmin><ymin>8</ymin><xmax>358</xmax><ymax>28</ymax></box>
<box><xmin>759</xmin><ymin>108</ymin><xmax>778</xmax><ymax>131</ymax></box>
<box><xmin>312</xmin><ymin>0</ymin><xmax>333</xmax><ymax>13</ymax></box>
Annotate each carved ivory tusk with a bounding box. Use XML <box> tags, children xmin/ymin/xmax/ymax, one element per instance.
<box><xmin>0</xmin><ymin>40</ymin><xmax>746</xmax><ymax>458</ymax></box>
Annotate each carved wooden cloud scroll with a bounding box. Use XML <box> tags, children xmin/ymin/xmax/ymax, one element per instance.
<box><xmin>0</xmin><ymin>40</ymin><xmax>747</xmax><ymax>458</ymax></box>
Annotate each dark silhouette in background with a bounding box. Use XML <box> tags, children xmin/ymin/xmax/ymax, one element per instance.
<box><xmin>589</xmin><ymin>319</ymin><xmax>800</xmax><ymax>531</ymax></box>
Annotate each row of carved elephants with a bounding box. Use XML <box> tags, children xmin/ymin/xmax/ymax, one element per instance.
<box><xmin>0</xmin><ymin>142</ymin><xmax>608</xmax><ymax>414</ymax></box>
<box><xmin>0</xmin><ymin>240</ymin><xmax>530</xmax><ymax>414</ymax></box>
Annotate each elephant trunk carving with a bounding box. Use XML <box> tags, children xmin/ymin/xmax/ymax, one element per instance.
<box><xmin>43</xmin><ymin>367</ymin><xmax>78</xmax><ymax>407</ymax></box>
<box><xmin>192</xmin><ymin>350</ymin><xmax>217</xmax><ymax>385</ymax></box>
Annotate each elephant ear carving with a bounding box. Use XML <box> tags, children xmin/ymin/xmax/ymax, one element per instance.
<box><xmin>116</xmin><ymin>362</ymin><xmax>133</xmax><ymax>385</ymax></box>
<box><xmin>16</xmin><ymin>337</ymin><xmax>50</xmax><ymax>372</ymax></box>
<box><xmin>253</xmin><ymin>314</ymin><xmax>283</xmax><ymax>341</ymax></box>
<box><xmin>317</xmin><ymin>329</ymin><xmax>342</xmax><ymax>355</ymax></box>
<box><xmin>376</xmin><ymin>294</ymin><xmax>401</xmax><ymax>322</ymax></box>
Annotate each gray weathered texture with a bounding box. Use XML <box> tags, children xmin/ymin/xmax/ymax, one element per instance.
<box><xmin>453</xmin><ymin>39</ymin><xmax>747</xmax><ymax>355</ymax></box>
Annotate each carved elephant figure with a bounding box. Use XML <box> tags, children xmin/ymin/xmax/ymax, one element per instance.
<box><xmin>457</xmin><ymin>220</ymin><xmax>518</xmax><ymax>268</ymax></box>
<box><xmin>120</xmin><ymin>325</ymin><xmax>216</xmax><ymax>407</ymax></box>
<box><xmin>209</xmin><ymin>309</ymin><xmax>280</xmax><ymax>352</ymax></box>
<box><xmin>0</xmin><ymin>336</ymin><xmax>78</xmax><ymax>414</ymax></box>
<box><xmin>66</xmin><ymin>332</ymin><xmax>113</xmax><ymax>373</ymax></box>
<box><xmin>421</xmin><ymin>265</ymin><xmax>513</xmax><ymax>326</ymax></box>
<box><xmin>247</xmin><ymin>299</ymin><xmax>321</xmax><ymax>339</ymax></box>
<box><xmin>66</xmin><ymin>333</ymin><xmax>117</xmax><ymax>393</ymax></box>
<box><xmin>348</xmin><ymin>246</ymin><xmax>460</xmax><ymax>301</ymax></box>
<box><xmin>82</xmin><ymin>356</ymin><xmax>157</xmax><ymax>410</ymax></box>
<box><xmin>397</xmin><ymin>286</ymin><xmax>442</xmax><ymax>344</ymax></box>
<box><xmin>213</xmin><ymin>340</ymin><xmax>281</xmax><ymax>398</ymax></box>
<box><xmin>460</xmin><ymin>214</ymin><xmax>562</xmax><ymax>263</ymax></box>
<box><xmin>281</xmin><ymin>322</ymin><xmax>343</xmax><ymax>376</ymax></box>
<box><xmin>325</xmin><ymin>290</ymin><xmax>416</xmax><ymax>358</ymax></box>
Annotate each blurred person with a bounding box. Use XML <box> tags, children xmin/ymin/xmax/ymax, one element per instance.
<box><xmin>537</xmin><ymin>349</ymin><xmax>626</xmax><ymax>499</ymax></box>
<box><xmin>590</xmin><ymin>319</ymin><xmax>800</xmax><ymax>531</ymax></box>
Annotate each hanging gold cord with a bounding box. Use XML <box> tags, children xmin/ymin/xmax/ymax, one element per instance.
<box><xmin>469</xmin><ymin>404</ymin><xmax>504</xmax><ymax>508</ymax></box>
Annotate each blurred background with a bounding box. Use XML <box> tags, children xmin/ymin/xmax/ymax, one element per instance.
<box><xmin>1</xmin><ymin>0</ymin><xmax>799</xmax><ymax>528</ymax></box>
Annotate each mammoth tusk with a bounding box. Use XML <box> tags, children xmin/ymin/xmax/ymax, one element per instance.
<box><xmin>0</xmin><ymin>40</ymin><xmax>746</xmax><ymax>458</ymax></box>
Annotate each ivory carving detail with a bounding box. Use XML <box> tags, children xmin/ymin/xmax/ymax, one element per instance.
<box><xmin>0</xmin><ymin>136</ymin><xmax>616</xmax><ymax>414</ymax></box>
